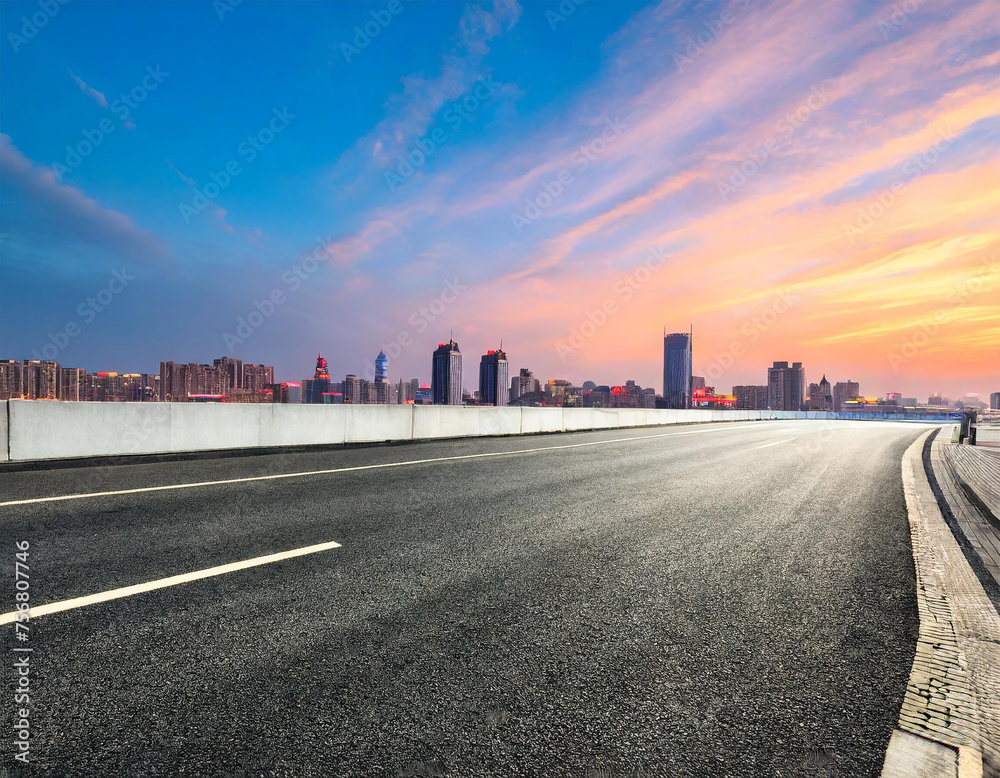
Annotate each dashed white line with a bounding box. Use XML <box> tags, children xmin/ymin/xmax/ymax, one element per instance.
<box><xmin>0</xmin><ymin>423</ymin><xmax>792</xmax><ymax>507</ymax></box>
<box><xmin>753</xmin><ymin>438</ymin><xmax>797</xmax><ymax>450</ymax></box>
<box><xmin>0</xmin><ymin>540</ymin><xmax>343</xmax><ymax>625</ymax></box>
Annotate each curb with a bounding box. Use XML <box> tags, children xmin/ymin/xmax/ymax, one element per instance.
<box><xmin>882</xmin><ymin>429</ymin><xmax>1000</xmax><ymax>777</ymax></box>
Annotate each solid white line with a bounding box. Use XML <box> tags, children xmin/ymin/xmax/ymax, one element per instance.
<box><xmin>1</xmin><ymin>423</ymin><xmax>785</xmax><ymax>507</ymax></box>
<box><xmin>0</xmin><ymin>540</ymin><xmax>342</xmax><ymax>625</ymax></box>
<box><xmin>753</xmin><ymin>438</ymin><xmax>797</xmax><ymax>450</ymax></box>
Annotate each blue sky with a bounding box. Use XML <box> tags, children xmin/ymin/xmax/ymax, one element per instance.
<box><xmin>2</xmin><ymin>0</ymin><xmax>998</xmax><ymax>398</ymax></box>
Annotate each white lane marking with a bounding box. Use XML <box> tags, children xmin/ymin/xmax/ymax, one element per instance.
<box><xmin>0</xmin><ymin>540</ymin><xmax>342</xmax><ymax>625</ymax></box>
<box><xmin>1</xmin><ymin>422</ymin><xmax>794</xmax><ymax>507</ymax></box>
<box><xmin>753</xmin><ymin>438</ymin><xmax>797</xmax><ymax>450</ymax></box>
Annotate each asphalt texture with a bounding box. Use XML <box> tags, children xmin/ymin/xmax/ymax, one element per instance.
<box><xmin>0</xmin><ymin>420</ymin><xmax>925</xmax><ymax>777</ymax></box>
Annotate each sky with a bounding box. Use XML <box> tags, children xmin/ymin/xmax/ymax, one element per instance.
<box><xmin>1</xmin><ymin>0</ymin><xmax>998</xmax><ymax>401</ymax></box>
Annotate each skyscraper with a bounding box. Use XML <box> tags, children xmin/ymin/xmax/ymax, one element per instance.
<box><xmin>431</xmin><ymin>338</ymin><xmax>462</xmax><ymax>405</ymax></box>
<box><xmin>303</xmin><ymin>354</ymin><xmax>332</xmax><ymax>404</ymax></box>
<box><xmin>478</xmin><ymin>347</ymin><xmax>509</xmax><ymax>406</ymax></box>
<box><xmin>374</xmin><ymin>349</ymin><xmax>389</xmax><ymax>403</ymax></box>
<box><xmin>767</xmin><ymin>361</ymin><xmax>805</xmax><ymax>411</ymax></box>
<box><xmin>663</xmin><ymin>330</ymin><xmax>692</xmax><ymax>409</ymax></box>
<box><xmin>375</xmin><ymin>349</ymin><xmax>388</xmax><ymax>383</ymax></box>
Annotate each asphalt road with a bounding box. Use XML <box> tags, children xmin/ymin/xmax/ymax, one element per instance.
<box><xmin>1</xmin><ymin>420</ymin><xmax>926</xmax><ymax>777</ymax></box>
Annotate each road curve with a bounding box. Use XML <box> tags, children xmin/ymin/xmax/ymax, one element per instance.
<box><xmin>0</xmin><ymin>420</ymin><xmax>925</xmax><ymax>776</ymax></box>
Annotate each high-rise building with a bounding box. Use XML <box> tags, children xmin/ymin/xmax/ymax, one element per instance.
<box><xmin>0</xmin><ymin>360</ymin><xmax>29</xmax><ymax>399</ymax></box>
<box><xmin>303</xmin><ymin>354</ymin><xmax>332</xmax><ymax>404</ymax></box>
<box><xmin>691</xmin><ymin>375</ymin><xmax>706</xmax><ymax>392</ymax></box>
<box><xmin>431</xmin><ymin>338</ymin><xmax>462</xmax><ymax>405</ymax></box>
<box><xmin>767</xmin><ymin>361</ymin><xmax>805</xmax><ymax>411</ymax></box>
<box><xmin>733</xmin><ymin>385</ymin><xmax>768</xmax><ymax>410</ymax></box>
<box><xmin>17</xmin><ymin>360</ymin><xmax>60</xmax><ymax>400</ymax></box>
<box><xmin>213</xmin><ymin>357</ymin><xmax>243</xmax><ymax>391</ymax></box>
<box><xmin>343</xmin><ymin>374</ymin><xmax>361</xmax><ymax>404</ymax></box>
<box><xmin>663</xmin><ymin>331</ymin><xmax>692</xmax><ymax>409</ymax></box>
<box><xmin>373</xmin><ymin>349</ymin><xmax>390</xmax><ymax>403</ymax></box>
<box><xmin>805</xmin><ymin>374</ymin><xmax>832</xmax><ymax>410</ymax></box>
<box><xmin>478</xmin><ymin>348</ymin><xmax>509</xmax><ymax>406</ymax></box>
<box><xmin>833</xmin><ymin>380</ymin><xmax>861</xmax><ymax>411</ymax></box>
<box><xmin>511</xmin><ymin>368</ymin><xmax>538</xmax><ymax>401</ymax></box>
<box><xmin>58</xmin><ymin>367</ymin><xmax>85</xmax><ymax>401</ymax></box>
<box><xmin>991</xmin><ymin>392</ymin><xmax>1000</xmax><ymax>410</ymax></box>
<box><xmin>242</xmin><ymin>363</ymin><xmax>274</xmax><ymax>393</ymax></box>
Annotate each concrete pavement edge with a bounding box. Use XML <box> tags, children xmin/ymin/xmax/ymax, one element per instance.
<box><xmin>882</xmin><ymin>429</ymin><xmax>1000</xmax><ymax>778</ymax></box>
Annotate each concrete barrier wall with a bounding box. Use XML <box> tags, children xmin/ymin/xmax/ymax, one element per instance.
<box><xmin>2</xmin><ymin>400</ymin><xmax>956</xmax><ymax>463</ymax></box>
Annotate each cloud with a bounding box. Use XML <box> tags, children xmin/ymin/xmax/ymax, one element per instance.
<box><xmin>0</xmin><ymin>134</ymin><xmax>169</xmax><ymax>267</ymax></box>
<box><xmin>339</xmin><ymin>0</ymin><xmax>521</xmax><ymax>172</ymax></box>
<box><xmin>166</xmin><ymin>159</ymin><xmax>196</xmax><ymax>185</ymax></box>
<box><xmin>68</xmin><ymin>69</ymin><xmax>109</xmax><ymax>108</ymax></box>
<box><xmin>313</xmin><ymin>0</ymin><xmax>998</xmax><ymax>398</ymax></box>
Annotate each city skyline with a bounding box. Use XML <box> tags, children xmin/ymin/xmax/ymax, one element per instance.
<box><xmin>2</xmin><ymin>1</ymin><xmax>997</xmax><ymax>402</ymax></box>
<box><xmin>3</xmin><ymin>336</ymin><xmax>992</xmax><ymax>409</ymax></box>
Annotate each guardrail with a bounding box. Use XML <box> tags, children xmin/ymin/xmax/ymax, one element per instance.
<box><xmin>0</xmin><ymin>400</ymin><xmax>960</xmax><ymax>464</ymax></box>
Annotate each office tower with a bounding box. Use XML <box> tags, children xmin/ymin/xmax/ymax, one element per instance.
<box><xmin>767</xmin><ymin>361</ymin><xmax>805</xmax><ymax>411</ymax></box>
<box><xmin>304</xmin><ymin>354</ymin><xmax>332</xmax><ymax>404</ymax></box>
<box><xmin>374</xmin><ymin>349</ymin><xmax>389</xmax><ymax>403</ymax></box>
<box><xmin>478</xmin><ymin>347</ymin><xmax>509</xmax><ymax>406</ymax></box>
<box><xmin>431</xmin><ymin>338</ymin><xmax>462</xmax><ymax>405</ymax></box>
<box><xmin>663</xmin><ymin>331</ymin><xmax>692</xmax><ymax>409</ymax></box>
<box><xmin>834</xmin><ymin>380</ymin><xmax>861</xmax><ymax>411</ymax></box>
<box><xmin>732</xmin><ymin>385</ymin><xmax>768</xmax><ymax>410</ymax></box>
<box><xmin>991</xmin><ymin>392</ymin><xmax>1000</xmax><ymax>410</ymax></box>
<box><xmin>691</xmin><ymin>376</ymin><xmax>706</xmax><ymax>392</ymax></box>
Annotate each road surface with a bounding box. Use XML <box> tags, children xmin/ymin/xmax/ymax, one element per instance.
<box><xmin>1</xmin><ymin>420</ymin><xmax>925</xmax><ymax>776</ymax></box>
